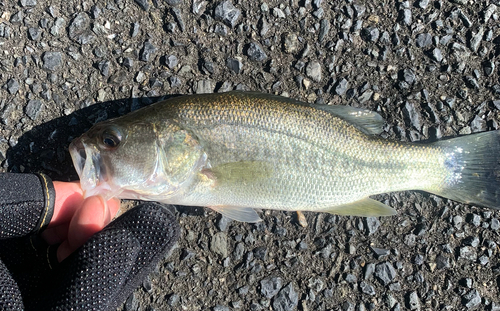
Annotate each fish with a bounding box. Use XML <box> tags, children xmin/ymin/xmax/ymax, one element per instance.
<box><xmin>69</xmin><ymin>91</ymin><xmax>500</xmax><ymax>222</ymax></box>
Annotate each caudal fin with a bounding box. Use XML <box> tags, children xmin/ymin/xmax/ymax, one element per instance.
<box><xmin>430</xmin><ymin>130</ymin><xmax>500</xmax><ymax>209</ymax></box>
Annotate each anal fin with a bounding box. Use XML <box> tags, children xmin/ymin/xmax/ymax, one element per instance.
<box><xmin>209</xmin><ymin>205</ymin><xmax>262</xmax><ymax>223</ymax></box>
<box><xmin>320</xmin><ymin>198</ymin><xmax>396</xmax><ymax>217</ymax></box>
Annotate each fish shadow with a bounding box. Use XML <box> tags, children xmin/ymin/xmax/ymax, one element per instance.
<box><xmin>5</xmin><ymin>95</ymin><xmax>174</xmax><ymax>180</ymax></box>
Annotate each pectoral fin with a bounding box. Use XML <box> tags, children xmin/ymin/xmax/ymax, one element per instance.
<box><xmin>320</xmin><ymin>198</ymin><xmax>396</xmax><ymax>217</ymax></box>
<box><xmin>209</xmin><ymin>205</ymin><xmax>262</xmax><ymax>223</ymax></box>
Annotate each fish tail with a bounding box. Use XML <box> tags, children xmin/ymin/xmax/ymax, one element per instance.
<box><xmin>430</xmin><ymin>130</ymin><xmax>500</xmax><ymax>209</ymax></box>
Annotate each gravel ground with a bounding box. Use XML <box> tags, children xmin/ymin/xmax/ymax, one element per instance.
<box><xmin>1</xmin><ymin>0</ymin><xmax>500</xmax><ymax>310</ymax></box>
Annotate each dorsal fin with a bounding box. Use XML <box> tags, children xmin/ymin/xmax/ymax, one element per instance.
<box><xmin>311</xmin><ymin>104</ymin><xmax>385</xmax><ymax>135</ymax></box>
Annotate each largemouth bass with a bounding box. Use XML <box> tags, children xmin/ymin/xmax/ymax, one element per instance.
<box><xmin>69</xmin><ymin>91</ymin><xmax>500</xmax><ymax>222</ymax></box>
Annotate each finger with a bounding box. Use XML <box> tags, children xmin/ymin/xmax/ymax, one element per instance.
<box><xmin>50</xmin><ymin>181</ymin><xmax>84</xmax><ymax>227</ymax></box>
<box><xmin>57</xmin><ymin>196</ymin><xmax>112</xmax><ymax>262</ymax></box>
<box><xmin>40</xmin><ymin>223</ymin><xmax>69</xmax><ymax>245</ymax></box>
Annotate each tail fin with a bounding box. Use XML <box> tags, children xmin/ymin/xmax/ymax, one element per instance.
<box><xmin>430</xmin><ymin>130</ymin><xmax>500</xmax><ymax>209</ymax></box>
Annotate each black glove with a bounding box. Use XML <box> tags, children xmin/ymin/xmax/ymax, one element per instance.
<box><xmin>0</xmin><ymin>173</ymin><xmax>180</xmax><ymax>311</ymax></box>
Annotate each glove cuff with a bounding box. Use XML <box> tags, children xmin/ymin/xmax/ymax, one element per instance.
<box><xmin>34</xmin><ymin>173</ymin><xmax>55</xmax><ymax>234</ymax></box>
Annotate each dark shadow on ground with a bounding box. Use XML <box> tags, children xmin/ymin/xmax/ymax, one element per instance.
<box><xmin>5</xmin><ymin>95</ymin><xmax>174</xmax><ymax>181</ymax></box>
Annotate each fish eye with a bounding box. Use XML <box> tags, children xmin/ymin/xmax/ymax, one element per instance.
<box><xmin>101</xmin><ymin>127</ymin><xmax>122</xmax><ymax>149</ymax></box>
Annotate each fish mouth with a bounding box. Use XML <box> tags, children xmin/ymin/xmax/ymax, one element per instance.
<box><xmin>69</xmin><ymin>137</ymin><xmax>113</xmax><ymax>199</ymax></box>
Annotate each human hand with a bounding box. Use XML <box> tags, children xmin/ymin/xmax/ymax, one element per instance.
<box><xmin>41</xmin><ymin>181</ymin><xmax>121</xmax><ymax>261</ymax></box>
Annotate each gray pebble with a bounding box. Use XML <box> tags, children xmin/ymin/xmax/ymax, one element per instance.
<box><xmin>375</xmin><ymin>262</ymin><xmax>397</xmax><ymax>285</ymax></box>
<box><xmin>131</xmin><ymin>22</ymin><xmax>140</xmax><ymax>37</ymax></box>
<box><xmin>226</xmin><ymin>58</ymin><xmax>242</xmax><ymax>74</ymax></box>
<box><xmin>462</xmin><ymin>236</ymin><xmax>479</xmax><ymax>248</ymax></box>
<box><xmin>371</xmin><ymin>246</ymin><xmax>390</xmax><ymax>259</ymax></box>
<box><xmin>10</xmin><ymin>11</ymin><xmax>23</xmax><ymax>24</ymax></box>
<box><xmin>134</xmin><ymin>0</ymin><xmax>150</xmax><ymax>11</ymax></box>
<box><xmin>124</xmin><ymin>293</ymin><xmax>139</xmax><ymax>311</ymax></box>
<box><xmin>345</xmin><ymin>273</ymin><xmax>357</xmax><ymax>284</ymax></box>
<box><xmin>436</xmin><ymin>255</ymin><xmax>450</xmax><ymax>269</ymax></box>
<box><xmin>305</xmin><ymin>61</ymin><xmax>322</xmax><ymax>83</ymax></box>
<box><xmin>418</xmin><ymin>0</ymin><xmax>429</xmax><ymax>9</ymax></box>
<box><xmin>97</xmin><ymin>60</ymin><xmax>111</xmax><ymax>76</ymax></box>
<box><xmin>401</xmin><ymin>68</ymin><xmax>416</xmax><ymax>84</ymax></box>
<box><xmin>171</xmin><ymin>7</ymin><xmax>185</xmax><ymax>32</ymax></box>
<box><xmin>463</xmin><ymin>289</ymin><xmax>481</xmax><ymax>309</ymax></box>
<box><xmin>490</xmin><ymin>218</ymin><xmax>500</xmax><ymax>230</ymax></box>
<box><xmin>166</xmin><ymin>0</ymin><xmax>182</xmax><ymax>5</ymax></box>
<box><xmin>167</xmin><ymin>294</ymin><xmax>180</xmax><ymax>306</ymax></box>
<box><xmin>123</xmin><ymin>57</ymin><xmax>133</xmax><ymax>69</ymax></box>
<box><xmin>400</xmin><ymin>9</ymin><xmax>412</xmax><ymax>26</ymax></box>
<box><xmin>283</xmin><ymin>33</ymin><xmax>298</xmax><ymax>54</ymax></box>
<box><xmin>260</xmin><ymin>276</ymin><xmax>282</xmax><ymax>298</ymax></box>
<box><xmin>469</xmin><ymin>27</ymin><xmax>484</xmax><ymax>53</ymax></box>
<box><xmin>5</xmin><ymin>79</ymin><xmax>19</xmax><ymax>95</ymax></box>
<box><xmin>42</xmin><ymin>52</ymin><xmax>62</xmax><ymax>71</ymax></box>
<box><xmin>50</xmin><ymin>17</ymin><xmax>65</xmax><ymax>36</ymax></box>
<box><xmin>319</xmin><ymin>19</ymin><xmax>330</xmax><ymax>42</ymax></box>
<box><xmin>470</xmin><ymin>115</ymin><xmax>486</xmax><ymax>132</ymax></box>
<box><xmin>415</xmin><ymin>33</ymin><xmax>431</xmax><ymax>48</ymax></box>
<box><xmin>467</xmin><ymin>213</ymin><xmax>481</xmax><ymax>227</ymax></box>
<box><xmin>211</xmin><ymin>232</ymin><xmax>228</xmax><ymax>257</ymax></box>
<box><xmin>195</xmin><ymin>79</ymin><xmax>213</xmax><ymax>94</ymax></box>
<box><xmin>353</xmin><ymin>4</ymin><xmax>365</xmax><ymax>17</ymax></box>
<box><xmin>483</xmin><ymin>4</ymin><xmax>497</xmax><ymax>23</ymax></box>
<box><xmin>406</xmin><ymin>291</ymin><xmax>420</xmax><ymax>310</ymax></box>
<box><xmin>483</xmin><ymin>60</ymin><xmax>495</xmax><ymax>76</ymax></box>
<box><xmin>28</xmin><ymin>27</ymin><xmax>41</xmax><ymax>40</ymax></box>
<box><xmin>69</xmin><ymin>12</ymin><xmax>95</xmax><ymax>44</ymax></box>
<box><xmin>140</xmin><ymin>41</ymin><xmax>157</xmax><ymax>62</ymax></box>
<box><xmin>361</xmin><ymin>27</ymin><xmax>379</xmax><ymax>42</ymax></box>
<box><xmin>215</xmin><ymin>1</ymin><xmax>241</xmax><ymax>28</ymax></box>
<box><xmin>213</xmin><ymin>306</ymin><xmax>230</xmax><ymax>311</ymax></box>
<box><xmin>217</xmin><ymin>215</ymin><xmax>231</xmax><ymax>231</ymax></box>
<box><xmin>429</xmin><ymin>48</ymin><xmax>443</xmax><ymax>62</ymax></box>
<box><xmin>359</xmin><ymin>281</ymin><xmax>375</xmax><ymax>295</ymax></box>
<box><xmin>364</xmin><ymin>217</ymin><xmax>380</xmax><ymax>235</ymax></box>
<box><xmin>164</xmin><ymin>55</ymin><xmax>178</xmax><ymax>70</ymax></box>
<box><xmin>342</xmin><ymin>301</ymin><xmax>354</xmax><ymax>311</ymax></box>
<box><xmin>364</xmin><ymin>263</ymin><xmax>375</xmax><ymax>279</ymax></box>
<box><xmin>459</xmin><ymin>246</ymin><xmax>477</xmax><ymax>261</ymax></box>
<box><xmin>272</xmin><ymin>283</ymin><xmax>298</xmax><ymax>311</ymax></box>
<box><xmin>403</xmin><ymin>101</ymin><xmax>421</xmax><ymax>130</ymax></box>
<box><xmin>20</xmin><ymin>0</ymin><xmax>36</xmax><ymax>7</ymax></box>
<box><xmin>246</xmin><ymin>42</ymin><xmax>267</xmax><ymax>62</ymax></box>
<box><xmin>25</xmin><ymin>99</ymin><xmax>43</xmax><ymax>120</ymax></box>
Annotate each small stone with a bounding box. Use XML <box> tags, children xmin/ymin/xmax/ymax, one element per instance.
<box><xmin>169</xmin><ymin>76</ymin><xmax>181</xmax><ymax>88</ymax></box>
<box><xmin>20</xmin><ymin>0</ymin><xmax>36</xmax><ymax>7</ymax></box>
<box><xmin>273</xmin><ymin>7</ymin><xmax>286</xmax><ymax>18</ymax></box>
<box><xmin>490</xmin><ymin>218</ymin><xmax>500</xmax><ymax>230</ymax></box>
<box><xmin>226</xmin><ymin>58</ymin><xmax>243</xmax><ymax>73</ymax></box>
<box><xmin>272</xmin><ymin>283</ymin><xmax>298</xmax><ymax>311</ymax></box>
<box><xmin>97</xmin><ymin>60</ymin><xmax>111</xmax><ymax>76</ymax></box>
<box><xmin>214</xmin><ymin>1</ymin><xmax>241</xmax><ymax>28</ymax></box>
<box><xmin>166</xmin><ymin>0</ymin><xmax>182</xmax><ymax>5</ymax></box>
<box><xmin>364</xmin><ymin>217</ymin><xmax>380</xmax><ymax>235</ymax></box>
<box><xmin>167</xmin><ymin>294</ymin><xmax>180</xmax><ymax>307</ymax></box>
<box><xmin>429</xmin><ymin>48</ymin><xmax>443</xmax><ymax>62</ymax></box>
<box><xmin>403</xmin><ymin>101</ymin><xmax>421</xmax><ymax>130</ymax></box>
<box><xmin>470</xmin><ymin>115</ymin><xmax>486</xmax><ymax>133</ymax></box>
<box><xmin>364</xmin><ymin>263</ymin><xmax>375</xmax><ymax>279</ymax></box>
<box><xmin>375</xmin><ymin>262</ymin><xmax>397</xmax><ymax>285</ymax></box>
<box><xmin>171</xmin><ymin>7</ymin><xmax>185</xmax><ymax>32</ymax></box>
<box><xmin>195</xmin><ymin>79</ymin><xmax>213</xmax><ymax>94</ymax></box>
<box><xmin>469</xmin><ymin>27</ymin><xmax>484</xmax><ymax>53</ymax></box>
<box><xmin>459</xmin><ymin>246</ymin><xmax>477</xmax><ymax>261</ymax></box>
<box><xmin>25</xmin><ymin>100</ymin><xmax>43</xmax><ymax>120</ymax></box>
<box><xmin>483</xmin><ymin>4</ymin><xmax>497</xmax><ymax>23</ymax></box>
<box><xmin>164</xmin><ymin>55</ymin><xmax>178</xmax><ymax>70</ymax></box>
<box><xmin>210</xmin><ymin>232</ymin><xmax>228</xmax><ymax>257</ymax></box>
<box><xmin>371</xmin><ymin>247</ymin><xmax>390</xmax><ymax>259</ymax></box>
<box><xmin>69</xmin><ymin>12</ymin><xmax>95</xmax><ymax>44</ymax></box>
<box><xmin>353</xmin><ymin>4</ymin><xmax>366</xmax><ymax>17</ymax></box>
<box><xmin>42</xmin><ymin>52</ymin><xmax>62</xmax><ymax>71</ymax></box>
<box><xmin>217</xmin><ymin>215</ymin><xmax>231</xmax><ymax>231</ymax></box>
<box><xmin>462</xmin><ymin>236</ymin><xmax>480</xmax><ymax>248</ymax></box>
<box><xmin>401</xmin><ymin>9</ymin><xmax>412</xmax><ymax>26</ymax></box>
<box><xmin>359</xmin><ymin>282</ymin><xmax>375</xmax><ymax>295</ymax></box>
<box><xmin>134</xmin><ymin>0</ymin><xmax>150</xmax><ymax>11</ymax></box>
<box><xmin>123</xmin><ymin>57</ymin><xmax>133</xmax><ymax>69</ymax></box>
<box><xmin>131</xmin><ymin>22</ymin><xmax>140</xmax><ymax>37</ymax></box>
<box><xmin>283</xmin><ymin>33</ymin><xmax>298</xmax><ymax>54</ymax></box>
<box><xmin>361</xmin><ymin>27</ymin><xmax>379</xmax><ymax>42</ymax></box>
<box><xmin>246</xmin><ymin>42</ymin><xmax>267</xmax><ymax>62</ymax></box>
<box><xmin>305</xmin><ymin>61</ymin><xmax>322</xmax><ymax>83</ymax></box>
<box><xmin>140</xmin><ymin>41</ymin><xmax>157</xmax><ymax>62</ymax></box>
<box><xmin>406</xmin><ymin>291</ymin><xmax>421</xmax><ymax>310</ymax></box>
<box><xmin>319</xmin><ymin>19</ymin><xmax>330</xmax><ymax>42</ymax></box>
<box><xmin>260</xmin><ymin>277</ymin><xmax>282</xmax><ymax>298</ymax></box>
<box><xmin>213</xmin><ymin>306</ymin><xmax>230</xmax><ymax>311</ymax></box>
<box><xmin>418</xmin><ymin>0</ymin><xmax>429</xmax><ymax>9</ymax></box>
<box><xmin>28</xmin><ymin>27</ymin><xmax>41</xmax><ymax>40</ymax></box>
<box><xmin>482</xmin><ymin>60</ymin><xmax>495</xmax><ymax>76</ymax></box>
<box><xmin>463</xmin><ymin>289</ymin><xmax>481</xmax><ymax>309</ymax></box>
<box><xmin>415</xmin><ymin>33</ymin><xmax>432</xmax><ymax>48</ymax></box>
<box><xmin>436</xmin><ymin>255</ymin><xmax>450</xmax><ymax>270</ymax></box>
<box><xmin>464</xmin><ymin>76</ymin><xmax>479</xmax><ymax>90</ymax></box>
<box><xmin>401</xmin><ymin>68</ymin><xmax>416</xmax><ymax>84</ymax></box>
<box><xmin>5</xmin><ymin>79</ymin><xmax>19</xmax><ymax>95</ymax></box>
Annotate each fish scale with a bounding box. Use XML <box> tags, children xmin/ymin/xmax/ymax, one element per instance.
<box><xmin>70</xmin><ymin>91</ymin><xmax>500</xmax><ymax>222</ymax></box>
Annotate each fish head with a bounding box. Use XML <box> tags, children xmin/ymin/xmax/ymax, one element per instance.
<box><xmin>70</xmin><ymin>119</ymin><xmax>207</xmax><ymax>201</ymax></box>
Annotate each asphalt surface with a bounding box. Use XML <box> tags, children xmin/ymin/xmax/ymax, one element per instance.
<box><xmin>1</xmin><ymin>0</ymin><xmax>500</xmax><ymax>310</ymax></box>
